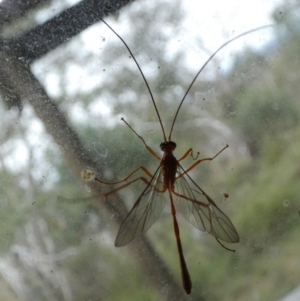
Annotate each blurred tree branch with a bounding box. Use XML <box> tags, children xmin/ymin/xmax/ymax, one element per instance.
<box><xmin>0</xmin><ymin>48</ymin><xmax>191</xmax><ymax>300</ymax></box>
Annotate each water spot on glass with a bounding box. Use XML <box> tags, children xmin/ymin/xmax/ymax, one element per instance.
<box><xmin>58</xmin><ymin>145</ymin><xmax>65</xmax><ymax>154</ymax></box>
<box><xmin>81</xmin><ymin>169</ymin><xmax>95</xmax><ymax>181</ymax></box>
<box><xmin>197</xmin><ymin>87</ymin><xmax>216</xmax><ymax>102</ymax></box>
<box><xmin>223</xmin><ymin>193</ymin><xmax>229</xmax><ymax>201</ymax></box>
<box><xmin>93</xmin><ymin>142</ymin><xmax>108</xmax><ymax>158</ymax></box>
<box><xmin>110</xmin><ymin>210</ymin><xmax>120</xmax><ymax>219</ymax></box>
<box><xmin>147</xmin><ymin>115</ymin><xmax>157</xmax><ymax>133</ymax></box>
<box><xmin>148</xmin><ymin>127</ymin><xmax>155</xmax><ymax>134</ymax></box>
<box><xmin>283</xmin><ymin>199</ymin><xmax>290</xmax><ymax>207</ymax></box>
<box><xmin>195</xmin><ymin>92</ymin><xmax>205</xmax><ymax>102</ymax></box>
<box><xmin>84</xmin><ymin>185</ymin><xmax>91</xmax><ymax>193</ymax></box>
<box><xmin>166</xmin><ymin>107</ymin><xmax>175</xmax><ymax>117</ymax></box>
<box><xmin>183</xmin><ymin>93</ymin><xmax>197</xmax><ymax>107</ymax></box>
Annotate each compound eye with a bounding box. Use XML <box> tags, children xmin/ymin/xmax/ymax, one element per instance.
<box><xmin>169</xmin><ymin>141</ymin><xmax>177</xmax><ymax>149</ymax></box>
<box><xmin>160</xmin><ymin>142</ymin><xmax>166</xmax><ymax>150</ymax></box>
<box><xmin>160</xmin><ymin>141</ymin><xmax>176</xmax><ymax>151</ymax></box>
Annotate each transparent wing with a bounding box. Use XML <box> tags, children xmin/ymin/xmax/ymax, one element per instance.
<box><xmin>174</xmin><ymin>165</ymin><xmax>239</xmax><ymax>243</ymax></box>
<box><xmin>115</xmin><ymin>167</ymin><xmax>166</xmax><ymax>247</ymax></box>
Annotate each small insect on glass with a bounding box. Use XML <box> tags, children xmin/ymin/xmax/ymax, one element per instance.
<box><xmin>82</xmin><ymin>18</ymin><xmax>272</xmax><ymax>294</ymax></box>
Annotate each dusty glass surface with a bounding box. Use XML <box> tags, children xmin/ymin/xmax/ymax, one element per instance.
<box><xmin>0</xmin><ymin>0</ymin><xmax>299</xmax><ymax>300</ymax></box>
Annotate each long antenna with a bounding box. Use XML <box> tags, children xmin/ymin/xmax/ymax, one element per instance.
<box><xmin>168</xmin><ymin>24</ymin><xmax>274</xmax><ymax>141</ymax></box>
<box><xmin>98</xmin><ymin>17</ymin><xmax>167</xmax><ymax>142</ymax></box>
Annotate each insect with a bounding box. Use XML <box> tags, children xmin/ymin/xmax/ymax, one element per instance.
<box><xmin>83</xmin><ymin>15</ymin><xmax>272</xmax><ymax>294</ymax></box>
<box><xmin>223</xmin><ymin>192</ymin><xmax>229</xmax><ymax>200</ymax></box>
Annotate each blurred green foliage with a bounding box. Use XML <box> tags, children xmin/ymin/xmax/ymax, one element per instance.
<box><xmin>1</xmin><ymin>0</ymin><xmax>300</xmax><ymax>300</ymax></box>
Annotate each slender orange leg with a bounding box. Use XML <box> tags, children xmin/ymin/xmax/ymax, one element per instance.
<box><xmin>99</xmin><ymin>176</ymin><xmax>151</xmax><ymax>197</ymax></box>
<box><xmin>121</xmin><ymin>118</ymin><xmax>161</xmax><ymax>160</ymax></box>
<box><xmin>97</xmin><ymin>166</ymin><xmax>165</xmax><ymax>198</ymax></box>
<box><xmin>177</xmin><ymin>148</ymin><xmax>200</xmax><ymax>161</ymax></box>
<box><xmin>95</xmin><ymin>166</ymin><xmax>155</xmax><ymax>185</ymax></box>
<box><xmin>176</xmin><ymin>145</ymin><xmax>228</xmax><ymax>179</ymax></box>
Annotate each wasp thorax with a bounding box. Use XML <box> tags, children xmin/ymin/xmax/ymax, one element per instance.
<box><xmin>160</xmin><ymin>141</ymin><xmax>177</xmax><ymax>151</ymax></box>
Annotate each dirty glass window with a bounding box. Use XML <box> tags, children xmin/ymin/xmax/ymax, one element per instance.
<box><xmin>0</xmin><ymin>0</ymin><xmax>298</xmax><ymax>300</ymax></box>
